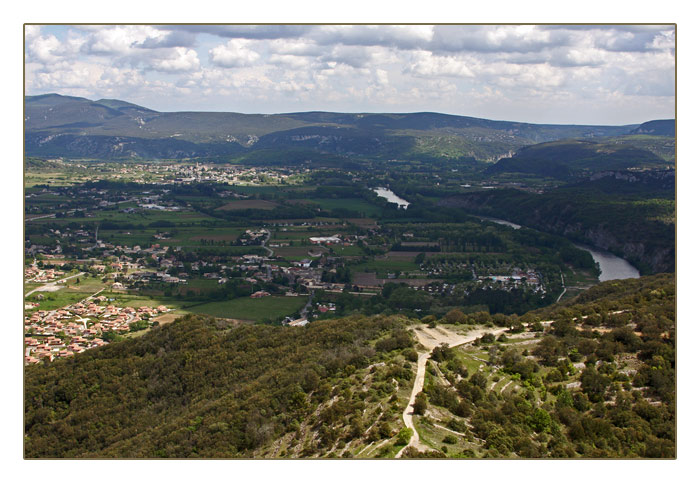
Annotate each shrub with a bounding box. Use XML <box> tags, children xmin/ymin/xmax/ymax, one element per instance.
<box><xmin>443</xmin><ymin>434</ymin><xmax>458</xmax><ymax>444</ymax></box>
<box><xmin>396</xmin><ymin>427</ymin><xmax>413</xmax><ymax>446</ymax></box>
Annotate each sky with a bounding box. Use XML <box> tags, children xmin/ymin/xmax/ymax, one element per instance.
<box><xmin>24</xmin><ymin>24</ymin><xmax>675</xmax><ymax>125</ymax></box>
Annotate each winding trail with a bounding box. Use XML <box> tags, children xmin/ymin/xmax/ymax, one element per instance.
<box><xmin>556</xmin><ymin>271</ymin><xmax>567</xmax><ymax>303</ymax></box>
<box><xmin>395</xmin><ymin>324</ymin><xmax>508</xmax><ymax>458</ymax></box>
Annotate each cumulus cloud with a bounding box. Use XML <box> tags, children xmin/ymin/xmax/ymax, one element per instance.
<box><xmin>405</xmin><ymin>51</ymin><xmax>475</xmax><ymax>78</ymax></box>
<box><xmin>209</xmin><ymin>39</ymin><xmax>261</xmax><ymax>67</ymax></box>
<box><xmin>430</xmin><ymin>25</ymin><xmax>560</xmax><ymax>54</ymax></box>
<box><xmin>81</xmin><ymin>26</ymin><xmax>164</xmax><ymax>55</ymax></box>
<box><xmin>319</xmin><ymin>45</ymin><xmax>374</xmax><ymax>68</ymax></box>
<box><xmin>25</xmin><ymin>26</ymin><xmax>83</xmax><ymax>63</ymax></box>
<box><xmin>152</xmin><ymin>47</ymin><xmax>200</xmax><ymax>72</ymax></box>
<box><xmin>135</xmin><ymin>29</ymin><xmax>197</xmax><ymax>49</ymax></box>
<box><xmin>310</xmin><ymin>25</ymin><xmax>434</xmax><ymax>49</ymax></box>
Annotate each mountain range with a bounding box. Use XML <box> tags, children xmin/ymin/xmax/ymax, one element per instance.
<box><xmin>25</xmin><ymin>93</ymin><xmax>673</xmax><ymax>162</ymax></box>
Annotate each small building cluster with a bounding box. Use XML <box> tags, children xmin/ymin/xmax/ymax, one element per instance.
<box><xmin>24</xmin><ymin>297</ymin><xmax>170</xmax><ymax>365</ymax></box>
<box><xmin>24</xmin><ymin>265</ymin><xmax>65</xmax><ymax>282</ymax></box>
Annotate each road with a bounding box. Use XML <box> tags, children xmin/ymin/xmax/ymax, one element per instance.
<box><xmin>260</xmin><ymin>229</ymin><xmax>274</xmax><ymax>257</ymax></box>
<box><xmin>395</xmin><ymin>324</ymin><xmax>509</xmax><ymax>458</ymax></box>
<box><xmin>25</xmin><ymin>213</ymin><xmax>56</xmax><ymax>222</ymax></box>
<box><xmin>300</xmin><ymin>290</ymin><xmax>315</xmax><ymax>318</ymax></box>
<box><xmin>556</xmin><ymin>271</ymin><xmax>567</xmax><ymax>303</ymax></box>
<box><xmin>25</xmin><ymin>272</ymin><xmax>86</xmax><ymax>298</ymax></box>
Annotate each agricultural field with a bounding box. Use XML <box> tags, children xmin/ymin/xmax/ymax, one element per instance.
<box><xmin>298</xmin><ymin>198</ymin><xmax>384</xmax><ymax>217</ymax></box>
<box><xmin>351</xmin><ymin>258</ymin><xmax>422</xmax><ymax>277</ymax></box>
<box><xmin>187</xmin><ymin>295</ymin><xmax>308</xmax><ymax>321</ymax></box>
<box><xmin>216</xmin><ymin>200</ymin><xmax>279</xmax><ymax>210</ymax></box>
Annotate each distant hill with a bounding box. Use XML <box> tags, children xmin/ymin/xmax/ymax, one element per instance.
<box><xmin>25</xmin><ymin>93</ymin><xmax>642</xmax><ymax>161</ymax></box>
<box><xmin>486</xmin><ymin>138</ymin><xmax>674</xmax><ymax>179</ymax></box>
<box><xmin>629</xmin><ymin>119</ymin><xmax>675</xmax><ymax>137</ymax></box>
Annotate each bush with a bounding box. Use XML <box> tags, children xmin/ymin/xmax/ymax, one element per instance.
<box><xmin>443</xmin><ymin>434</ymin><xmax>458</xmax><ymax>444</ymax></box>
<box><xmin>480</xmin><ymin>333</ymin><xmax>496</xmax><ymax>344</ymax></box>
<box><xmin>413</xmin><ymin>392</ymin><xmax>428</xmax><ymax>415</ymax></box>
<box><xmin>421</xmin><ymin>315</ymin><xmax>437</xmax><ymax>325</ymax></box>
<box><xmin>445</xmin><ymin>309</ymin><xmax>468</xmax><ymax>325</ymax></box>
<box><xmin>446</xmin><ymin>418</ymin><xmax>468</xmax><ymax>433</ymax></box>
<box><xmin>402</xmin><ymin>348</ymin><xmax>419</xmax><ymax>362</ymax></box>
<box><xmin>396</xmin><ymin>427</ymin><xmax>413</xmax><ymax>446</ymax></box>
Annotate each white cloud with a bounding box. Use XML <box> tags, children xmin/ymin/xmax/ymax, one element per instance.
<box><xmin>430</xmin><ymin>25</ymin><xmax>558</xmax><ymax>54</ymax></box>
<box><xmin>650</xmin><ymin>30</ymin><xmax>676</xmax><ymax>51</ymax></box>
<box><xmin>375</xmin><ymin>69</ymin><xmax>389</xmax><ymax>86</ymax></box>
<box><xmin>405</xmin><ymin>51</ymin><xmax>475</xmax><ymax>78</ymax></box>
<box><xmin>83</xmin><ymin>26</ymin><xmax>165</xmax><ymax>55</ymax></box>
<box><xmin>209</xmin><ymin>39</ymin><xmax>261</xmax><ymax>68</ymax></box>
<box><xmin>152</xmin><ymin>47</ymin><xmax>200</xmax><ymax>73</ymax></box>
<box><xmin>266</xmin><ymin>38</ymin><xmax>322</xmax><ymax>56</ymax></box>
<box><xmin>25</xmin><ymin>27</ymin><xmax>75</xmax><ymax>64</ymax></box>
<box><xmin>311</xmin><ymin>25</ymin><xmax>434</xmax><ymax>49</ymax></box>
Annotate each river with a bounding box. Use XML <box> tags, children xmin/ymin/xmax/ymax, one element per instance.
<box><xmin>478</xmin><ymin>216</ymin><xmax>522</xmax><ymax>230</ymax></box>
<box><xmin>572</xmin><ymin>243</ymin><xmax>640</xmax><ymax>282</ymax></box>
<box><xmin>373</xmin><ymin>187</ymin><xmax>410</xmax><ymax>209</ymax></box>
<box><xmin>478</xmin><ymin>216</ymin><xmax>639</xmax><ymax>282</ymax></box>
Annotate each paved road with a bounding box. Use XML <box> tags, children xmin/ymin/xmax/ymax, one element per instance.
<box><xmin>395</xmin><ymin>324</ymin><xmax>508</xmax><ymax>458</ymax></box>
<box><xmin>260</xmin><ymin>229</ymin><xmax>274</xmax><ymax>257</ymax></box>
<box><xmin>25</xmin><ymin>272</ymin><xmax>86</xmax><ymax>298</ymax></box>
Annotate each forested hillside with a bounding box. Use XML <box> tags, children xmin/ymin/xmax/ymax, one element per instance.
<box><xmin>486</xmin><ymin>139</ymin><xmax>673</xmax><ymax>179</ymax></box>
<box><xmin>24</xmin><ymin>274</ymin><xmax>675</xmax><ymax>458</ymax></box>
<box><xmin>411</xmin><ymin>273</ymin><xmax>675</xmax><ymax>458</ymax></box>
<box><xmin>24</xmin><ymin>314</ymin><xmax>415</xmax><ymax>457</ymax></box>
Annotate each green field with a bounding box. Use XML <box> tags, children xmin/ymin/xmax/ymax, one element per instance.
<box><xmin>25</xmin><ymin>289</ymin><xmax>95</xmax><ymax>311</ymax></box>
<box><xmin>105</xmin><ymin>294</ymin><xmax>184</xmax><ymax>310</ymax></box>
<box><xmin>329</xmin><ymin>245</ymin><xmax>365</xmax><ymax>256</ymax></box>
<box><xmin>351</xmin><ymin>259</ymin><xmax>420</xmax><ymax>276</ymax></box>
<box><xmin>300</xmin><ymin>198</ymin><xmax>383</xmax><ymax>217</ymax></box>
<box><xmin>216</xmin><ymin>200</ymin><xmax>279</xmax><ymax>210</ymax></box>
<box><xmin>187</xmin><ymin>295</ymin><xmax>307</xmax><ymax>321</ymax></box>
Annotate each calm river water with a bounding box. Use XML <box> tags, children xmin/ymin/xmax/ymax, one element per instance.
<box><xmin>478</xmin><ymin>216</ymin><xmax>640</xmax><ymax>282</ymax></box>
<box><xmin>373</xmin><ymin>187</ymin><xmax>410</xmax><ymax>209</ymax></box>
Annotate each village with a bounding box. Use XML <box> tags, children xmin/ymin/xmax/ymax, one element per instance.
<box><xmin>24</xmin><ymin>293</ymin><xmax>170</xmax><ymax>365</ymax></box>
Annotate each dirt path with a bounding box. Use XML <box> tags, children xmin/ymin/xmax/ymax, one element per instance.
<box><xmin>395</xmin><ymin>324</ymin><xmax>508</xmax><ymax>458</ymax></box>
<box><xmin>500</xmin><ymin>380</ymin><xmax>515</xmax><ymax>394</ymax></box>
<box><xmin>556</xmin><ymin>271</ymin><xmax>566</xmax><ymax>303</ymax></box>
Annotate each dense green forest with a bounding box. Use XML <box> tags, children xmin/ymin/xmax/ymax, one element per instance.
<box><xmin>24</xmin><ymin>314</ymin><xmax>413</xmax><ymax>457</ymax></box>
<box><xmin>24</xmin><ymin>274</ymin><xmax>675</xmax><ymax>458</ymax></box>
